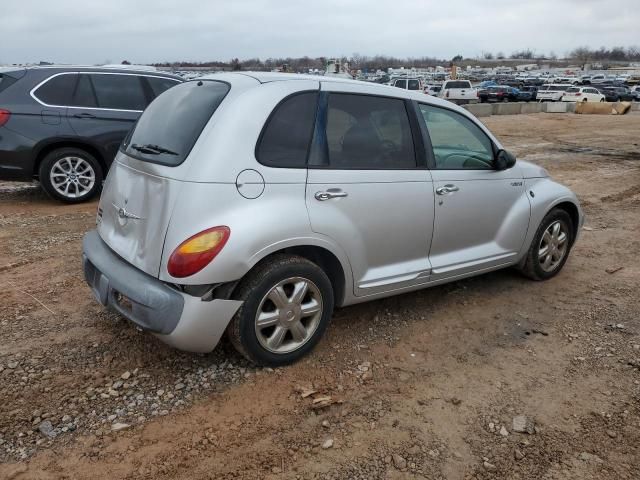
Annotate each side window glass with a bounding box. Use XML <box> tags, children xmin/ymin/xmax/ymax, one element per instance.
<box><xmin>419</xmin><ymin>104</ymin><xmax>494</xmax><ymax>170</ymax></box>
<box><xmin>394</xmin><ymin>79</ymin><xmax>407</xmax><ymax>89</ymax></box>
<box><xmin>326</xmin><ymin>94</ymin><xmax>416</xmax><ymax>169</ymax></box>
<box><xmin>146</xmin><ymin>77</ymin><xmax>180</xmax><ymax>98</ymax></box>
<box><xmin>90</xmin><ymin>74</ymin><xmax>147</xmax><ymax>110</ymax></box>
<box><xmin>408</xmin><ymin>79</ymin><xmax>420</xmax><ymax>90</ymax></box>
<box><xmin>71</xmin><ymin>74</ymin><xmax>97</xmax><ymax>108</ymax></box>
<box><xmin>33</xmin><ymin>74</ymin><xmax>77</xmax><ymax>106</ymax></box>
<box><xmin>257</xmin><ymin>92</ymin><xmax>318</xmax><ymax>168</ymax></box>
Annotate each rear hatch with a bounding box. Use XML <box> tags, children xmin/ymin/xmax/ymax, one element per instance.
<box><xmin>96</xmin><ymin>80</ymin><xmax>230</xmax><ymax>277</ymax></box>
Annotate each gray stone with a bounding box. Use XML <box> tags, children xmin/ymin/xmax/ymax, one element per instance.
<box><xmin>393</xmin><ymin>454</ymin><xmax>407</xmax><ymax>469</ymax></box>
<box><xmin>512</xmin><ymin>415</ymin><xmax>535</xmax><ymax>434</ymax></box>
<box><xmin>38</xmin><ymin>420</ymin><xmax>57</xmax><ymax>439</ymax></box>
<box><xmin>111</xmin><ymin>422</ymin><xmax>131</xmax><ymax>432</ymax></box>
<box><xmin>322</xmin><ymin>438</ymin><xmax>334</xmax><ymax>449</ymax></box>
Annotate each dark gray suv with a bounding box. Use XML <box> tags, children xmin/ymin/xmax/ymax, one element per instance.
<box><xmin>0</xmin><ymin>66</ymin><xmax>181</xmax><ymax>202</ymax></box>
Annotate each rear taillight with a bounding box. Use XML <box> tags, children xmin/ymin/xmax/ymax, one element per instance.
<box><xmin>0</xmin><ymin>109</ymin><xmax>10</xmax><ymax>127</ymax></box>
<box><xmin>167</xmin><ymin>226</ymin><xmax>230</xmax><ymax>278</ymax></box>
<box><xmin>575</xmin><ymin>93</ymin><xmax>582</xmax><ymax>96</ymax></box>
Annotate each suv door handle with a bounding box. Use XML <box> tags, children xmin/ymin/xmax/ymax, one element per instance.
<box><xmin>436</xmin><ymin>184</ymin><xmax>459</xmax><ymax>195</ymax></box>
<box><xmin>315</xmin><ymin>190</ymin><xmax>348</xmax><ymax>201</ymax></box>
<box><xmin>73</xmin><ymin>113</ymin><xmax>96</xmax><ymax>119</ymax></box>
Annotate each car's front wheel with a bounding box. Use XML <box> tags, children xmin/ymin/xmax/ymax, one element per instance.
<box><xmin>39</xmin><ymin>148</ymin><xmax>103</xmax><ymax>203</ymax></box>
<box><xmin>520</xmin><ymin>208</ymin><xmax>574</xmax><ymax>281</ymax></box>
<box><xmin>227</xmin><ymin>255</ymin><xmax>334</xmax><ymax>366</ymax></box>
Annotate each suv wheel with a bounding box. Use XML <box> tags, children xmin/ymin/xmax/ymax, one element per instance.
<box><xmin>227</xmin><ymin>255</ymin><xmax>334</xmax><ymax>366</ymax></box>
<box><xmin>39</xmin><ymin>148</ymin><xmax>102</xmax><ymax>203</ymax></box>
<box><xmin>520</xmin><ymin>208</ymin><xmax>574</xmax><ymax>281</ymax></box>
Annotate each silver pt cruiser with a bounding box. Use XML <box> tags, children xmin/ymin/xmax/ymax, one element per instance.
<box><xmin>83</xmin><ymin>72</ymin><xmax>583</xmax><ymax>366</ymax></box>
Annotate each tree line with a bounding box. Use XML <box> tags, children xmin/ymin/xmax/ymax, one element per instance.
<box><xmin>151</xmin><ymin>46</ymin><xmax>640</xmax><ymax>71</ymax></box>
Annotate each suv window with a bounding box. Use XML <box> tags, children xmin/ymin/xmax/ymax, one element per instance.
<box><xmin>91</xmin><ymin>74</ymin><xmax>147</xmax><ymax>110</ymax></box>
<box><xmin>419</xmin><ymin>104</ymin><xmax>494</xmax><ymax>170</ymax></box>
<box><xmin>408</xmin><ymin>79</ymin><xmax>421</xmax><ymax>90</ymax></box>
<box><xmin>33</xmin><ymin>73</ymin><xmax>77</xmax><ymax>106</ymax></box>
<box><xmin>325</xmin><ymin>93</ymin><xmax>416</xmax><ymax>169</ymax></box>
<box><xmin>123</xmin><ymin>80</ymin><xmax>230</xmax><ymax>166</ymax></box>
<box><xmin>257</xmin><ymin>92</ymin><xmax>317</xmax><ymax>168</ymax></box>
<box><xmin>146</xmin><ymin>76</ymin><xmax>180</xmax><ymax>98</ymax></box>
<box><xmin>445</xmin><ymin>81</ymin><xmax>471</xmax><ymax>89</ymax></box>
<box><xmin>71</xmin><ymin>74</ymin><xmax>98</xmax><ymax>108</ymax></box>
<box><xmin>394</xmin><ymin>79</ymin><xmax>407</xmax><ymax>89</ymax></box>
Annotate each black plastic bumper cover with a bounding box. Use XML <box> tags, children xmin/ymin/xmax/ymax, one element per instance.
<box><xmin>82</xmin><ymin>230</ymin><xmax>184</xmax><ymax>334</ymax></box>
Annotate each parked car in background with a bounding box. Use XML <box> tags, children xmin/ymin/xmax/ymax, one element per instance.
<box><xmin>82</xmin><ymin>72</ymin><xmax>582</xmax><ymax>366</ymax></box>
<box><xmin>561</xmin><ymin>87</ymin><xmax>605</xmax><ymax>103</ymax></box>
<box><xmin>424</xmin><ymin>85</ymin><xmax>442</xmax><ymax>96</ymax></box>
<box><xmin>631</xmin><ymin>86</ymin><xmax>640</xmax><ymax>101</ymax></box>
<box><xmin>438</xmin><ymin>80</ymin><xmax>478</xmax><ymax>104</ymax></box>
<box><xmin>536</xmin><ymin>84</ymin><xmax>571</xmax><ymax>102</ymax></box>
<box><xmin>520</xmin><ymin>86</ymin><xmax>538</xmax><ymax>101</ymax></box>
<box><xmin>391</xmin><ymin>77</ymin><xmax>423</xmax><ymax>91</ymax></box>
<box><xmin>0</xmin><ymin>66</ymin><xmax>182</xmax><ymax>202</ymax></box>
<box><xmin>598</xmin><ymin>86</ymin><xmax>634</xmax><ymax>102</ymax></box>
<box><xmin>479</xmin><ymin>85</ymin><xmax>518</xmax><ymax>103</ymax></box>
<box><xmin>514</xmin><ymin>88</ymin><xmax>533</xmax><ymax>102</ymax></box>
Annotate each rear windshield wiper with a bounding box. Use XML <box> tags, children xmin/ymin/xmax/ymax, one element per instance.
<box><xmin>131</xmin><ymin>144</ymin><xmax>179</xmax><ymax>156</ymax></box>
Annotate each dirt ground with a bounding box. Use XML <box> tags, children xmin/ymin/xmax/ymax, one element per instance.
<box><xmin>0</xmin><ymin>113</ymin><xmax>639</xmax><ymax>480</ymax></box>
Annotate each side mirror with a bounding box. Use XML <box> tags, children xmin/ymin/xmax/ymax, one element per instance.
<box><xmin>495</xmin><ymin>149</ymin><xmax>516</xmax><ymax>170</ymax></box>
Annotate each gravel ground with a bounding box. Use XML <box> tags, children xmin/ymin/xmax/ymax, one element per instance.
<box><xmin>0</xmin><ymin>112</ymin><xmax>639</xmax><ymax>479</ymax></box>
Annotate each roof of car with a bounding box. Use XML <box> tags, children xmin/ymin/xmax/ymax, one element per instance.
<box><xmin>23</xmin><ymin>65</ymin><xmax>181</xmax><ymax>78</ymax></box>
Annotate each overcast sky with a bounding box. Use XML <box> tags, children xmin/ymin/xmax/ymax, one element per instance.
<box><xmin>3</xmin><ymin>0</ymin><xmax>639</xmax><ymax>64</ymax></box>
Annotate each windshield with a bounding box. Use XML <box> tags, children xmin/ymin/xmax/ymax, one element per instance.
<box><xmin>123</xmin><ymin>80</ymin><xmax>229</xmax><ymax>166</ymax></box>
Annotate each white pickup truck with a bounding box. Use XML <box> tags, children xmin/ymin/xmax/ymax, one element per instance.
<box><xmin>438</xmin><ymin>80</ymin><xmax>478</xmax><ymax>104</ymax></box>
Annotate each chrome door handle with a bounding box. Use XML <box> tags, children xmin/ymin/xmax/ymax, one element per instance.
<box><xmin>315</xmin><ymin>190</ymin><xmax>348</xmax><ymax>201</ymax></box>
<box><xmin>436</xmin><ymin>184</ymin><xmax>459</xmax><ymax>195</ymax></box>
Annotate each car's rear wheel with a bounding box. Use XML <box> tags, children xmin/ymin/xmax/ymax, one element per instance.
<box><xmin>39</xmin><ymin>148</ymin><xmax>102</xmax><ymax>203</ymax></box>
<box><xmin>227</xmin><ymin>254</ymin><xmax>334</xmax><ymax>366</ymax></box>
<box><xmin>520</xmin><ymin>208</ymin><xmax>574</xmax><ymax>281</ymax></box>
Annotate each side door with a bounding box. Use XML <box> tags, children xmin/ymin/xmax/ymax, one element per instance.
<box><xmin>306</xmin><ymin>84</ymin><xmax>435</xmax><ymax>297</ymax></box>
<box><xmin>67</xmin><ymin>73</ymin><xmax>147</xmax><ymax>163</ymax></box>
<box><xmin>416</xmin><ymin>103</ymin><xmax>530</xmax><ymax>280</ymax></box>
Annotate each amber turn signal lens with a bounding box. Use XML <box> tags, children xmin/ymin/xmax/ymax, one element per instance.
<box><xmin>167</xmin><ymin>226</ymin><xmax>230</xmax><ymax>278</ymax></box>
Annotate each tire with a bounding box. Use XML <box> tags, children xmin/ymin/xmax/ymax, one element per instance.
<box><xmin>227</xmin><ymin>254</ymin><xmax>334</xmax><ymax>366</ymax></box>
<box><xmin>583</xmin><ymin>98</ymin><xmax>588</xmax><ymax>102</ymax></box>
<box><xmin>520</xmin><ymin>208</ymin><xmax>574</xmax><ymax>281</ymax></box>
<box><xmin>39</xmin><ymin>148</ymin><xmax>103</xmax><ymax>203</ymax></box>
<box><xmin>600</xmin><ymin>98</ymin><xmax>605</xmax><ymax>102</ymax></box>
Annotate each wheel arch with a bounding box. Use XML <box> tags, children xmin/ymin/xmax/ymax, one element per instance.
<box><xmin>239</xmin><ymin>242</ymin><xmax>351</xmax><ymax>307</ymax></box>
<box><xmin>552</xmin><ymin>201</ymin><xmax>581</xmax><ymax>245</ymax></box>
<box><xmin>33</xmin><ymin>140</ymin><xmax>107</xmax><ymax>179</ymax></box>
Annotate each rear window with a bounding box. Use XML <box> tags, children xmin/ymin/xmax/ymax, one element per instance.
<box><xmin>567</xmin><ymin>87</ymin><xmax>580</xmax><ymax>93</ymax></box>
<box><xmin>33</xmin><ymin>73</ymin><xmax>77</xmax><ymax>106</ymax></box>
<box><xmin>123</xmin><ymin>80</ymin><xmax>230</xmax><ymax>166</ymax></box>
<box><xmin>0</xmin><ymin>71</ymin><xmax>22</xmax><ymax>93</ymax></box>
<box><xmin>445</xmin><ymin>81</ymin><xmax>471</xmax><ymax>89</ymax></box>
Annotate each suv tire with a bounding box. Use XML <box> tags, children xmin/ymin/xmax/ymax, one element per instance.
<box><xmin>227</xmin><ymin>254</ymin><xmax>334</xmax><ymax>366</ymax></box>
<box><xmin>520</xmin><ymin>208</ymin><xmax>574</xmax><ymax>281</ymax></box>
<box><xmin>39</xmin><ymin>147</ymin><xmax>103</xmax><ymax>203</ymax></box>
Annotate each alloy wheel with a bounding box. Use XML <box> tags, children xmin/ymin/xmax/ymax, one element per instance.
<box><xmin>538</xmin><ymin>220</ymin><xmax>568</xmax><ymax>272</ymax></box>
<box><xmin>49</xmin><ymin>156</ymin><xmax>96</xmax><ymax>199</ymax></box>
<box><xmin>254</xmin><ymin>277</ymin><xmax>323</xmax><ymax>354</ymax></box>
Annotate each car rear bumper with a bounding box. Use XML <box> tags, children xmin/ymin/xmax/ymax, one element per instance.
<box><xmin>82</xmin><ymin>230</ymin><xmax>242</xmax><ymax>353</ymax></box>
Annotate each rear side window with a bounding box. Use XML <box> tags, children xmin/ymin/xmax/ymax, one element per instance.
<box><xmin>256</xmin><ymin>92</ymin><xmax>318</xmax><ymax>168</ymax></box>
<box><xmin>123</xmin><ymin>80</ymin><xmax>230</xmax><ymax>166</ymax></box>
<box><xmin>445</xmin><ymin>81</ymin><xmax>471</xmax><ymax>89</ymax></box>
<box><xmin>71</xmin><ymin>74</ymin><xmax>98</xmax><ymax>108</ymax></box>
<box><xmin>91</xmin><ymin>74</ymin><xmax>147</xmax><ymax>110</ymax></box>
<box><xmin>394</xmin><ymin>79</ymin><xmax>407</xmax><ymax>89</ymax></box>
<box><xmin>146</xmin><ymin>76</ymin><xmax>180</xmax><ymax>98</ymax></box>
<box><xmin>408</xmin><ymin>79</ymin><xmax>420</xmax><ymax>90</ymax></box>
<box><xmin>325</xmin><ymin>93</ymin><xmax>416</xmax><ymax>169</ymax></box>
<box><xmin>33</xmin><ymin>73</ymin><xmax>77</xmax><ymax>106</ymax></box>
